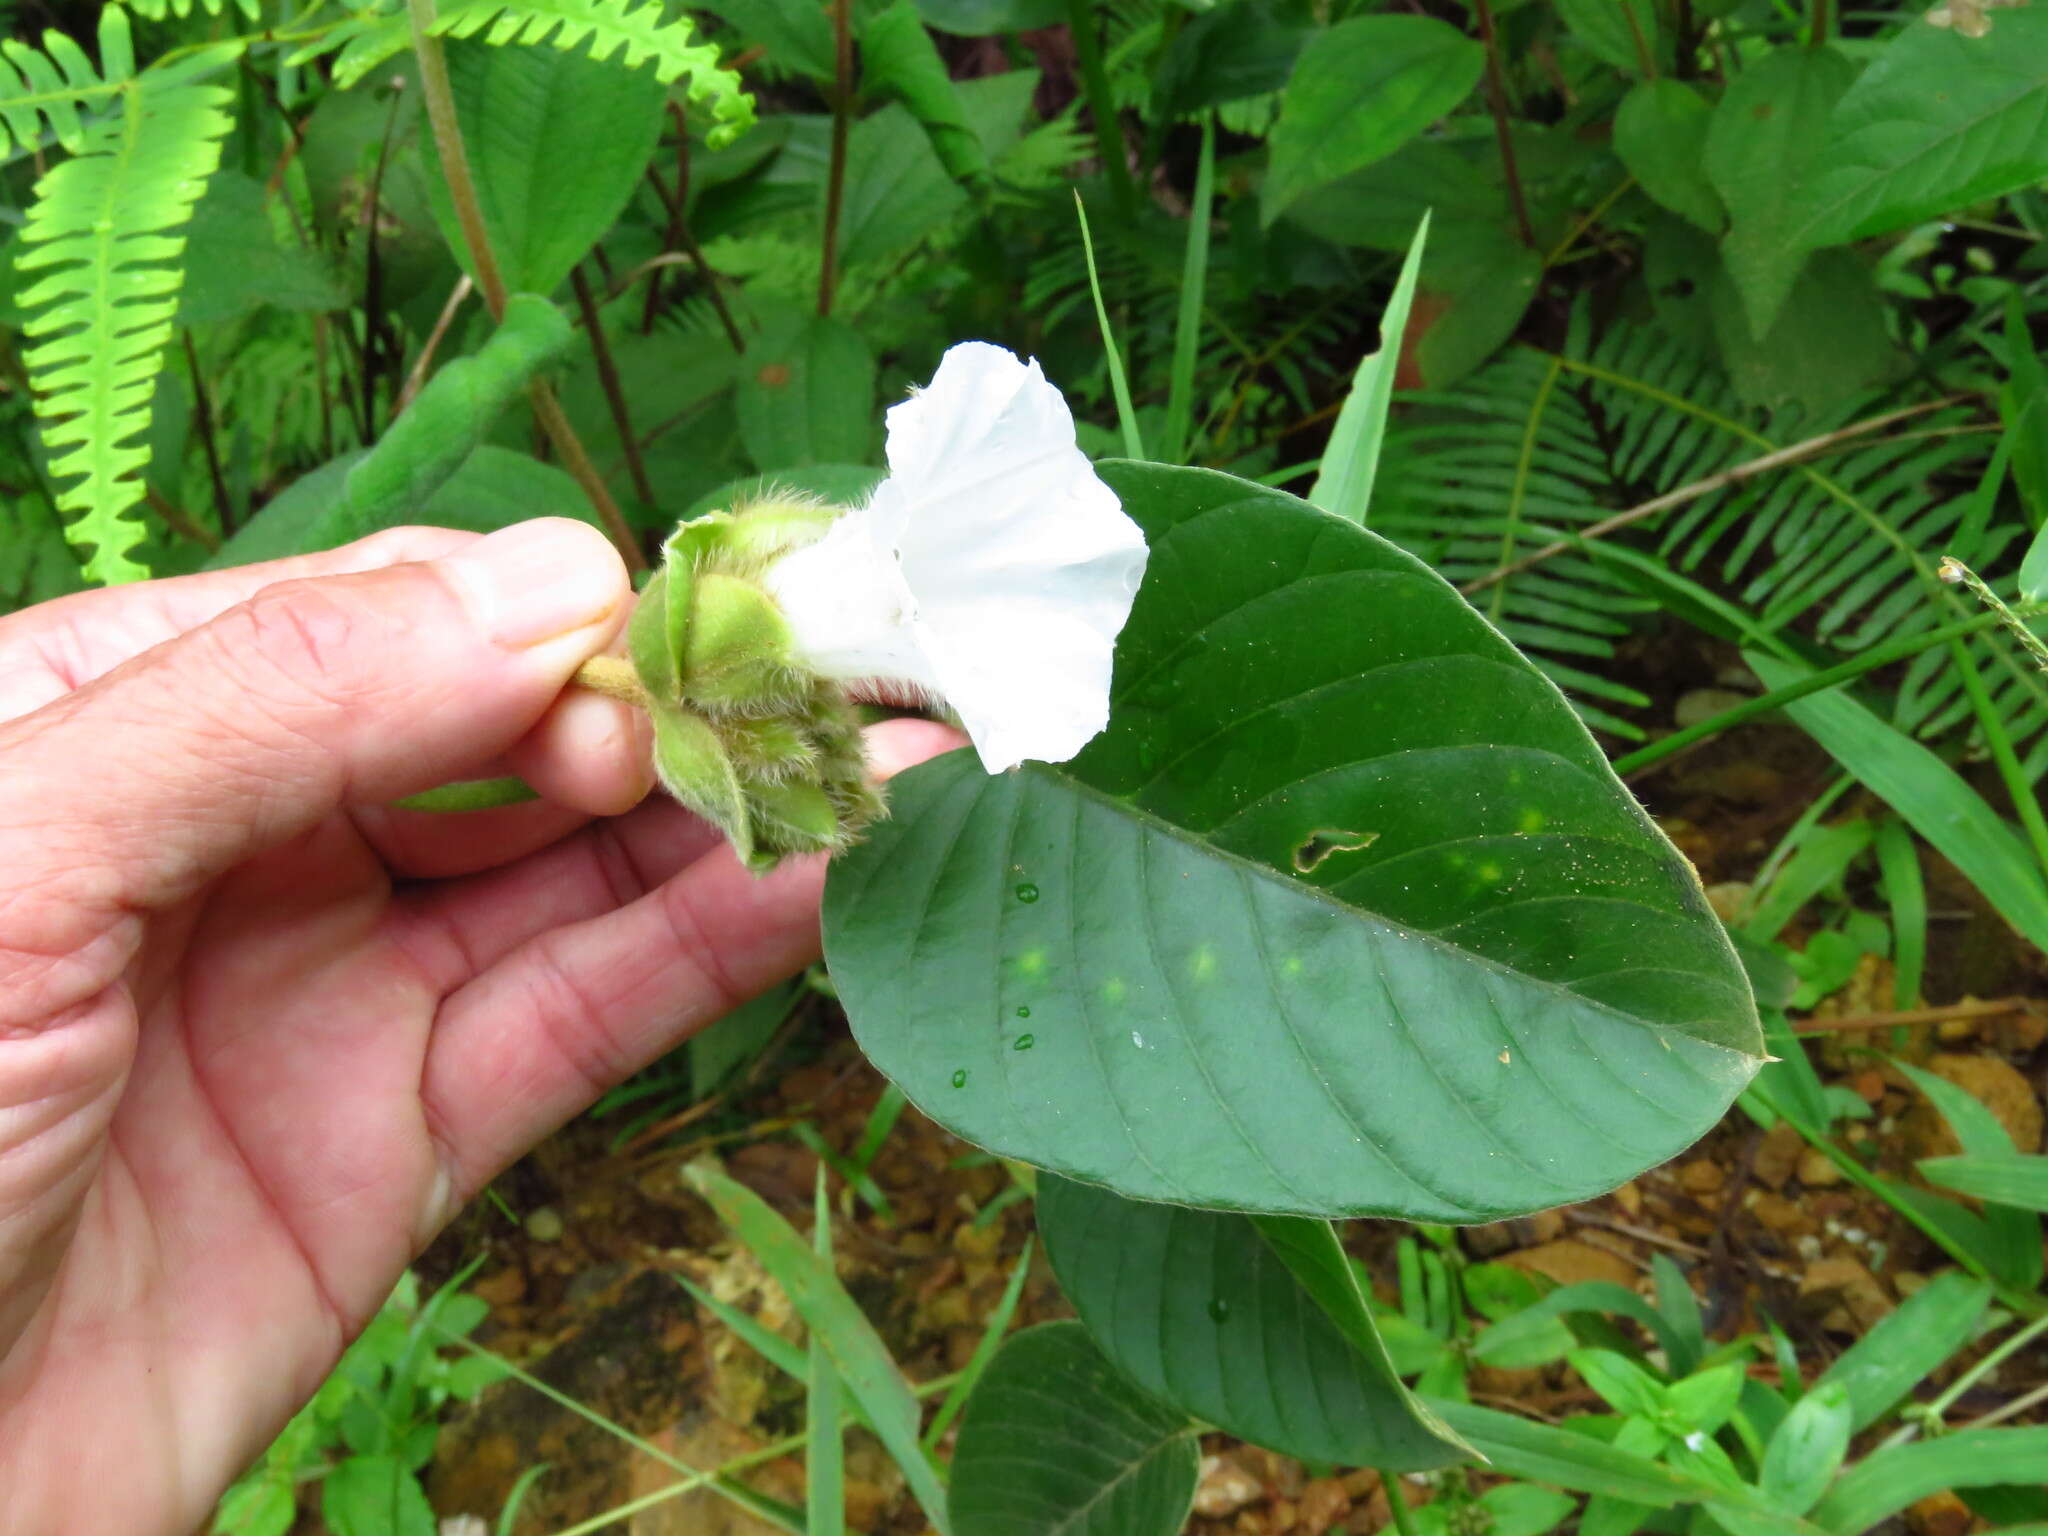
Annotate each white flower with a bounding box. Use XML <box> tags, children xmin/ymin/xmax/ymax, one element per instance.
<box><xmin>763</xmin><ymin>341</ymin><xmax>1149</xmax><ymax>774</ymax></box>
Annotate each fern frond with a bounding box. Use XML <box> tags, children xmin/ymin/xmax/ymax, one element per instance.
<box><xmin>17</xmin><ymin>70</ymin><xmax>233</xmax><ymax>584</ymax></box>
<box><xmin>0</xmin><ymin>6</ymin><xmax>134</xmax><ymax>155</ymax></box>
<box><xmin>331</xmin><ymin>0</ymin><xmax>753</xmax><ymax>145</ymax></box>
<box><xmin>1378</xmin><ymin>321</ymin><xmax>2048</xmax><ymax>767</ymax></box>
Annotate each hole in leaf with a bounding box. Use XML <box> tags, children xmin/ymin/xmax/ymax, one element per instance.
<box><xmin>1291</xmin><ymin>827</ymin><xmax>1379</xmax><ymax>874</ymax></box>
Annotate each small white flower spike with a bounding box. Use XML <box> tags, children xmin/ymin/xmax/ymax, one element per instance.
<box><xmin>765</xmin><ymin>341</ymin><xmax>1149</xmax><ymax>773</ymax></box>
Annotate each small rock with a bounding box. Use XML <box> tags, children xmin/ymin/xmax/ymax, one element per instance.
<box><xmin>1463</xmin><ymin>1222</ymin><xmax>1516</xmax><ymax>1258</ymax></box>
<box><xmin>523</xmin><ymin>1205</ymin><xmax>564</xmax><ymax>1243</ymax></box>
<box><xmin>1800</xmin><ymin>1256</ymin><xmax>1892</xmax><ymax>1332</ymax></box>
<box><xmin>1504</xmin><ymin>1239</ymin><xmax>1637</xmax><ymax>1289</ymax></box>
<box><xmin>1298</xmin><ymin>1478</ymin><xmax>1351</xmax><ymax>1535</ymax></box>
<box><xmin>1703</xmin><ymin>882</ymin><xmax>1752</xmax><ymax>924</ymax></box>
<box><xmin>1754</xmin><ymin>1122</ymin><xmax>1805</xmax><ymax>1189</ymax></box>
<box><xmin>1926</xmin><ymin>1052</ymin><xmax>2043</xmax><ymax>1152</ymax></box>
<box><xmin>1907</xmin><ymin>1490</ymin><xmax>1974</xmax><ymax>1536</ymax></box>
<box><xmin>1748</xmin><ymin>1191</ymin><xmax>1805</xmax><ymax>1235</ymax></box>
<box><xmin>1852</xmin><ymin>1068</ymin><xmax>1886</xmax><ymax>1104</ymax></box>
<box><xmin>440</xmin><ymin>1518</ymin><xmax>489</xmax><ymax>1536</ymax></box>
<box><xmin>1796</xmin><ymin>1147</ymin><xmax>1843</xmax><ymax>1187</ymax></box>
<box><xmin>1612</xmin><ymin>1181</ymin><xmax>1643</xmax><ymax>1217</ymax></box>
<box><xmin>1936</xmin><ymin>1016</ymin><xmax>1980</xmax><ymax>1044</ymax></box>
<box><xmin>1194</xmin><ymin>1453</ymin><xmax>1265</xmax><ymax>1518</ymax></box>
<box><xmin>1678</xmin><ymin>1159</ymin><xmax>1725</xmax><ymax>1195</ymax></box>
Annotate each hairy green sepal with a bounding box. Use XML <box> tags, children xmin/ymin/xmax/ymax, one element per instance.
<box><xmin>631</xmin><ymin>506</ymin><xmax>881</xmax><ymax>872</ymax></box>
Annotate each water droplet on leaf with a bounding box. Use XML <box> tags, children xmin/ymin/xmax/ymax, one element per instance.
<box><xmin>1012</xmin><ymin>1033</ymin><xmax>1035</xmax><ymax>1051</ymax></box>
<box><xmin>1208</xmin><ymin>1297</ymin><xmax>1231</xmax><ymax>1323</ymax></box>
<box><xmin>1015</xmin><ymin>882</ymin><xmax>1040</xmax><ymax>903</ymax></box>
<box><xmin>951</xmin><ymin>1068</ymin><xmax>968</xmax><ymax>1087</ymax></box>
<box><xmin>1016</xmin><ymin>1005</ymin><xmax>1031</xmax><ymax>1019</ymax></box>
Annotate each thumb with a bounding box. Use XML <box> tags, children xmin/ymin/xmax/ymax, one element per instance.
<box><xmin>0</xmin><ymin>517</ymin><xmax>630</xmax><ymax>967</ymax></box>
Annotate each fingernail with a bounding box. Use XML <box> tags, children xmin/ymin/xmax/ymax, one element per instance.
<box><xmin>443</xmin><ymin>520</ymin><xmax>628</xmax><ymax>650</ymax></box>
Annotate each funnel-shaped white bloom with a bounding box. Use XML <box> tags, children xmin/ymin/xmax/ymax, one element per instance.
<box><xmin>764</xmin><ymin>342</ymin><xmax>1149</xmax><ymax>774</ymax></box>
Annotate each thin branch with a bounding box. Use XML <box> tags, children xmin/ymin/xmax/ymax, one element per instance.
<box><xmin>397</xmin><ymin>274</ymin><xmax>474</xmax><ymax>414</ymax></box>
<box><xmin>644</xmin><ymin>102</ymin><xmax>690</xmax><ymax>333</ymax></box>
<box><xmin>1472</xmin><ymin>0</ymin><xmax>1535</xmax><ymax>248</ymax></box>
<box><xmin>181</xmin><ymin>332</ymin><xmax>234</xmax><ymax>534</ymax></box>
<box><xmin>145</xmin><ymin>486</ymin><xmax>221</xmax><ymax>552</ymax></box>
<box><xmin>1461</xmin><ymin>398</ymin><xmax>1968</xmax><ymax>596</ymax></box>
<box><xmin>1792</xmin><ymin>996</ymin><xmax>2039</xmax><ymax>1035</ymax></box>
<box><xmin>818</xmin><ymin>0</ymin><xmax>853</xmax><ymax>317</ymax></box>
<box><xmin>572</xmin><ymin>265</ymin><xmax>656</xmax><ymax>505</ymax></box>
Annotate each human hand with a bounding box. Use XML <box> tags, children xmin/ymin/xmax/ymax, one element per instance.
<box><xmin>0</xmin><ymin>521</ymin><xmax>956</xmax><ymax>1533</ymax></box>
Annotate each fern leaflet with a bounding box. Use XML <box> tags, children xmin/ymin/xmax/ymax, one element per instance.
<box><xmin>0</xmin><ymin>7</ymin><xmax>133</xmax><ymax>154</ymax></box>
<box><xmin>17</xmin><ymin>56</ymin><xmax>233</xmax><ymax>583</ymax></box>
<box><xmin>328</xmin><ymin>0</ymin><xmax>754</xmax><ymax>145</ymax></box>
<box><xmin>127</xmin><ymin>0</ymin><xmax>260</xmax><ymax>17</ymax></box>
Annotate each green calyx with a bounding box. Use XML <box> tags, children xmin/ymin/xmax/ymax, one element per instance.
<box><xmin>626</xmin><ymin>501</ymin><xmax>880</xmax><ymax>873</ymax></box>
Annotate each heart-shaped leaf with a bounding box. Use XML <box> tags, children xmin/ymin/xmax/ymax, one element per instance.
<box><xmin>948</xmin><ymin>1321</ymin><xmax>1197</xmax><ymax>1536</ymax></box>
<box><xmin>826</xmin><ymin>463</ymin><xmax>1761</xmax><ymax>1220</ymax></box>
<box><xmin>1036</xmin><ymin>1175</ymin><xmax>1466</xmax><ymax>1471</ymax></box>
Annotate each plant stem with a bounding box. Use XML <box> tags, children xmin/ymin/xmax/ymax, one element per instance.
<box><xmin>181</xmin><ymin>331</ymin><xmax>234</xmax><ymax>533</ymax></box>
<box><xmin>575</xmin><ymin>655</ymin><xmax>651</xmax><ymax>706</ymax></box>
<box><xmin>1809</xmin><ymin>0</ymin><xmax>1830</xmax><ymax>47</ymax></box>
<box><xmin>1612</xmin><ymin>606</ymin><xmax>2037</xmax><ymax>777</ymax></box>
<box><xmin>405</xmin><ymin>0</ymin><xmax>645</xmax><ymax>569</ymax></box>
<box><xmin>397</xmin><ymin>273</ymin><xmax>473</xmax><ymax>414</ymax></box>
<box><xmin>1948</xmin><ymin>630</ymin><xmax>2048</xmax><ymax>885</ymax></box>
<box><xmin>1066</xmin><ymin>0</ymin><xmax>1137</xmax><ymax>218</ymax></box>
<box><xmin>1471</xmin><ymin>0</ymin><xmax>1535</xmax><ymax>248</ymax></box>
<box><xmin>1383</xmin><ymin>1472</ymin><xmax>1422</xmax><ymax>1536</ymax></box>
<box><xmin>818</xmin><ymin>0</ymin><xmax>853</xmax><ymax>318</ymax></box>
<box><xmin>406</xmin><ymin>0</ymin><xmax>507</xmax><ymax>315</ymax></box>
<box><xmin>1792</xmin><ymin>996</ymin><xmax>2038</xmax><ymax>1035</ymax></box>
<box><xmin>572</xmin><ymin>265</ymin><xmax>657</xmax><ymax>505</ymax></box>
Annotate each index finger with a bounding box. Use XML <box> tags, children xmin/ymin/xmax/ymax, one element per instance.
<box><xmin>0</xmin><ymin>527</ymin><xmax>482</xmax><ymax>719</ymax></box>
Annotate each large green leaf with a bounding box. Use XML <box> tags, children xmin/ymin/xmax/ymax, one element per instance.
<box><xmin>1263</xmin><ymin>15</ymin><xmax>1483</xmax><ymax>221</ymax></box>
<box><xmin>1036</xmin><ymin>1176</ymin><xmax>1465</xmax><ymax>1470</ymax></box>
<box><xmin>736</xmin><ymin>313</ymin><xmax>877</xmax><ymax>471</ymax></box>
<box><xmin>1795</xmin><ymin>13</ymin><xmax>2048</xmax><ymax>247</ymax></box>
<box><xmin>828</xmin><ymin>463</ymin><xmax>1763</xmax><ymax>1223</ymax></box>
<box><xmin>948</xmin><ymin>1322</ymin><xmax>1197</xmax><ymax>1536</ymax></box>
<box><xmin>1553</xmin><ymin>0</ymin><xmax>1661</xmax><ymax>74</ymax></box>
<box><xmin>1813</xmin><ymin>1428</ymin><xmax>2048</xmax><ymax>1534</ymax></box>
<box><xmin>1703</xmin><ymin>47</ymin><xmax>1856</xmax><ymax>339</ymax></box>
<box><xmin>1919</xmin><ymin>1154</ymin><xmax>2048</xmax><ymax>1213</ymax></box>
<box><xmin>1614</xmin><ymin>80</ymin><xmax>1723</xmax><ymax>234</ymax></box>
<box><xmin>426</xmin><ymin>37</ymin><xmax>665</xmax><ymax>297</ymax></box>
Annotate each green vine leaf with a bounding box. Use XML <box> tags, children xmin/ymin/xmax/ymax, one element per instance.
<box><xmin>16</xmin><ymin>9</ymin><xmax>233</xmax><ymax>584</ymax></box>
<box><xmin>825</xmin><ymin>464</ymin><xmax>1762</xmax><ymax>1222</ymax></box>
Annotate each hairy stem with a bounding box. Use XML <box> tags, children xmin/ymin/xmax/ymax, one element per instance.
<box><xmin>575</xmin><ymin>654</ymin><xmax>652</xmax><ymax>707</ymax></box>
<box><xmin>406</xmin><ymin>0</ymin><xmax>645</xmax><ymax>569</ymax></box>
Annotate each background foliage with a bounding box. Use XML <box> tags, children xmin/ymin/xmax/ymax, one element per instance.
<box><xmin>4</xmin><ymin>0</ymin><xmax>2047</xmax><ymax>1532</ymax></box>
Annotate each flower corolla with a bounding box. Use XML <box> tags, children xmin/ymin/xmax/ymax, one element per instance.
<box><xmin>764</xmin><ymin>341</ymin><xmax>1149</xmax><ymax>773</ymax></box>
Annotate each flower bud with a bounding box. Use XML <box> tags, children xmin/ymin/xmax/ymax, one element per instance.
<box><xmin>681</xmin><ymin>573</ymin><xmax>803</xmax><ymax>712</ymax></box>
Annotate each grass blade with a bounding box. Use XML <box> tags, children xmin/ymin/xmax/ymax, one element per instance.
<box><xmin>687</xmin><ymin>1159</ymin><xmax>952</xmax><ymax>1532</ymax></box>
<box><xmin>1309</xmin><ymin>212</ymin><xmax>1428</xmax><ymax>524</ymax></box>
<box><xmin>808</xmin><ymin>1168</ymin><xmax>846</xmax><ymax>1536</ymax></box>
<box><xmin>1074</xmin><ymin>189</ymin><xmax>1143</xmax><ymax>461</ymax></box>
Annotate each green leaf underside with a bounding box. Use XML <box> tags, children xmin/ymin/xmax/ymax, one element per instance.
<box><xmin>1037</xmin><ymin>1176</ymin><xmax>1465</xmax><ymax>1471</ymax></box>
<box><xmin>827</xmin><ymin>464</ymin><xmax>1760</xmax><ymax>1222</ymax></box>
<box><xmin>948</xmin><ymin>1322</ymin><xmax>1197</xmax><ymax>1536</ymax></box>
